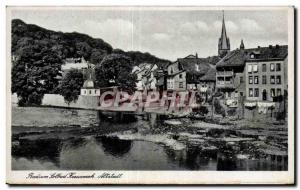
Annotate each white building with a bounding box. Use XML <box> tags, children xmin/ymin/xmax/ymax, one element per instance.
<box><xmin>132</xmin><ymin>63</ymin><xmax>158</xmax><ymax>91</ymax></box>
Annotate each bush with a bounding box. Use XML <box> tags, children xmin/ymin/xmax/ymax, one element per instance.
<box><xmin>227</xmin><ymin>108</ymin><xmax>237</xmax><ymax>116</ymax></box>
<box><xmin>193</xmin><ymin>106</ymin><xmax>209</xmax><ymax>116</ymax></box>
<box><xmin>214</xmin><ymin>99</ymin><xmax>226</xmax><ymax>117</ymax></box>
<box><xmin>276</xmin><ymin>111</ymin><xmax>286</xmax><ymax>121</ymax></box>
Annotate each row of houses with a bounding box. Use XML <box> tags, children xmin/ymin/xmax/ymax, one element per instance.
<box><xmin>129</xmin><ymin>11</ymin><xmax>288</xmax><ymax>112</ymax></box>
<box><xmin>216</xmin><ymin>44</ymin><xmax>288</xmax><ymax>104</ymax></box>
<box><xmin>132</xmin><ymin>54</ymin><xmax>219</xmax><ymax>98</ymax></box>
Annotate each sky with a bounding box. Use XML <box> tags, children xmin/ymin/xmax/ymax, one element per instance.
<box><xmin>11</xmin><ymin>7</ymin><xmax>289</xmax><ymax>61</ymax></box>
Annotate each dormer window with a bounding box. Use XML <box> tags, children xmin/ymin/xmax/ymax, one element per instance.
<box><xmin>250</xmin><ymin>54</ymin><xmax>255</xmax><ymax>59</ymax></box>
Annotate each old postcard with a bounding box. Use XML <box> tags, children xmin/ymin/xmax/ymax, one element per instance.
<box><xmin>6</xmin><ymin>6</ymin><xmax>294</xmax><ymax>184</ymax></box>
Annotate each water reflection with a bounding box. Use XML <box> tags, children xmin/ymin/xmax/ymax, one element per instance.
<box><xmin>12</xmin><ymin>136</ymin><xmax>288</xmax><ymax>171</ymax></box>
<box><xmin>96</xmin><ymin>136</ymin><xmax>132</xmax><ymax>157</ymax></box>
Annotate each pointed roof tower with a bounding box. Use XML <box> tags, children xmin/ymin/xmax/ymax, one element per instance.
<box><xmin>240</xmin><ymin>39</ymin><xmax>245</xmax><ymax>50</ymax></box>
<box><xmin>218</xmin><ymin>11</ymin><xmax>230</xmax><ymax>57</ymax></box>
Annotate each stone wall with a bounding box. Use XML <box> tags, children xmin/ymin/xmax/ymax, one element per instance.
<box><xmin>12</xmin><ymin>93</ymin><xmax>99</xmax><ymax>109</ymax></box>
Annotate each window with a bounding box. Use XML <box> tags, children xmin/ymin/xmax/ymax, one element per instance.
<box><xmin>254</xmin><ymin>88</ymin><xmax>259</xmax><ymax>97</ymax></box>
<box><xmin>276</xmin><ymin>63</ymin><xmax>281</xmax><ymax>71</ymax></box>
<box><xmin>249</xmin><ymin>88</ymin><xmax>253</xmax><ymax>97</ymax></box>
<box><xmin>84</xmin><ymin>90</ymin><xmax>86</xmax><ymax>94</ymax></box>
<box><xmin>249</xmin><ymin>76</ymin><xmax>253</xmax><ymax>84</ymax></box>
<box><xmin>262</xmin><ymin>75</ymin><xmax>267</xmax><ymax>84</ymax></box>
<box><xmin>250</xmin><ymin>54</ymin><xmax>255</xmax><ymax>59</ymax></box>
<box><xmin>248</xmin><ymin>65</ymin><xmax>252</xmax><ymax>73</ymax></box>
<box><xmin>262</xmin><ymin>64</ymin><xmax>267</xmax><ymax>72</ymax></box>
<box><xmin>95</xmin><ymin>90</ymin><xmax>97</xmax><ymax>94</ymax></box>
<box><xmin>276</xmin><ymin>76</ymin><xmax>281</xmax><ymax>84</ymax></box>
<box><xmin>179</xmin><ymin>82</ymin><xmax>183</xmax><ymax>88</ymax></box>
<box><xmin>253</xmin><ymin>64</ymin><xmax>258</xmax><ymax>73</ymax></box>
<box><xmin>179</xmin><ymin>74</ymin><xmax>182</xmax><ymax>79</ymax></box>
<box><xmin>270</xmin><ymin>76</ymin><xmax>275</xmax><ymax>84</ymax></box>
<box><xmin>277</xmin><ymin>89</ymin><xmax>282</xmax><ymax>96</ymax></box>
<box><xmin>89</xmin><ymin>90</ymin><xmax>91</xmax><ymax>94</ymax></box>
<box><xmin>254</xmin><ymin>76</ymin><xmax>259</xmax><ymax>84</ymax></box>
<box><xmin>240</xmin><ymin>76</ymin><xmax>244</xmax><ymax>83</ymax></box>
<box><xmin>270</xmin><ymin>63</ymin><xmax>275</xmax><ymax>71</ymax></box>
<box><xmin>168</xmin><ymin>79</ymin><xmax>174</xmax><ymax>89</ymax></box>
<box><xmin>170</xmin><ymin>68</ymin><xmax>173</xmax><ymax>74</ymax></box>
<box><xmin>270</xmin><ymin>88</ymin><xmax>275</xmax><ymax>97</ymax></box>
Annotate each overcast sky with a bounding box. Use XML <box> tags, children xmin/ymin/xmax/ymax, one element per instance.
<box><xmin>11</xmin><ymin>8</ymin><xmax>288</xmax><ymax>61</ymax></box>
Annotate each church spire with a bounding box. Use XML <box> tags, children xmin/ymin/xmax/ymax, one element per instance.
<box><xmin>218</xmin><ymin>10</ymin><xmax>230</xmax><ymax>57</ymax></box>
<box><xmin>240</xmin><ymin>39</ymin><xmax>245</xmax><ymax>50</ymax></box>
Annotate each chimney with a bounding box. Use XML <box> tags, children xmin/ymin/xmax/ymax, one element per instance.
<box><xmin>195</xmin><ymin>52</ymin><xmax>198</xmax><ymax>59</ymax></box>
<box><xmin>257</xmin><ymin>46</ymin><xmax>260</xmax><ymax>49</ymax></box>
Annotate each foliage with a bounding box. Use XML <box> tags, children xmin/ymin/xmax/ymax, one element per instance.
<box><xmin>227</xmin><ymin>108</ymin><xmax>237</xmax><ymax>116</ymax></box>
<box><xmin>213</xmin><ymin>99</ymin><xmax>226</xmax><ymax>117</ymax></box>
<box><xmin>276</xmin><ymin>111</ymin><xmax>286</xmax><ymax>121</ymax></box>
<box><xmin>90</xmin><ymin>49</ymin><xmax>108</xmax><ymax>65</ymax></box>
<box><xmin>112</xmin><ymin>49</ymin><xmax>171</xmax><ymax>67</ymax></box>
<box><xmin>193</xmin><ymin>106</ymin><xmax>209</xmax><ymax>116</ymax></box>
<box><xmin>12</xmin><ymin>43</ymin><xmax>63</xmax><ymax>106</ymax></box>
<box><xmin>12</xmin><ymin>19</ymin><xmax>170</xmax><ymax>66</ymax></box>
<box><xmin>95</xmin><ymin>54</ymin><xmax>137</xmax><ymax>93</ymax></box>
<box><xmin>12</xmin><ymin>19</ymin><xmax>113</xmax><ymax>61</ymax></box>
<box><xmin>58</xmin><ymin>69</ymin><xmax>84</xmax><ymax>105</ymax></box>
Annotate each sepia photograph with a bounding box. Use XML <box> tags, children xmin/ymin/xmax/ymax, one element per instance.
<box><xmin>6</xmin><ymin>6</ymin><xmax>294</xmax><ymax>184</ymax></box>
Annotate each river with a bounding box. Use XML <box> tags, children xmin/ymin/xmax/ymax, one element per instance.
<box><xmin>11</xmin><ymin>107</ymin><xmax>288</xmax><ymax>171</ymax></box>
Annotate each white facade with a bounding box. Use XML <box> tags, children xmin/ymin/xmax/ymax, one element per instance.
<box><xmin>80</xmin><ymin>88</ymin><xmax>100</xmax><ymax>96</ymax></box>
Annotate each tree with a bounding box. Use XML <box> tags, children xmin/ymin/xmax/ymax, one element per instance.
<box><xmin>90</xmin><ymin>49</ymin><xmax>107</xmax><ymax>65</ymax></box>
<box><xmin>58</xmin><ymin>69</ymin><xmax>84</xmax><ymax>105</ymax></box>
<box><xmin>95</xmin><ymin>54</ymin><xmax>137</xmax><ymax>93</ymax></box>
<box><xmin>12</xmin><ymin>43</ymin><xmax>63</xmax><ymax>106</ymax></box>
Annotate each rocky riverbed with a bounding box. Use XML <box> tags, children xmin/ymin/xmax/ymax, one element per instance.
<box><xmin>11</xmin><ymin>106</ymin><xmax>288</xmax><ymax>170</ymax></box>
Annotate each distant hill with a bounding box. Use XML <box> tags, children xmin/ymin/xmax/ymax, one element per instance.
<box><xmin>11</xmin><ymin>19</ymin><xmax>171</xmax><ymax>66</ymax></box>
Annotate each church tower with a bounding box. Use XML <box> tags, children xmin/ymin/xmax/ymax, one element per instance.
<box><xmin>218</xmin><ymin>11</ymin><xmax>230</xmax><ymax>57</ymax></box>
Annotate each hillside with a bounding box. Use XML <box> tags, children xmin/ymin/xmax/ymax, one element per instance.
<box><xmin>11</xmin><ymin>19</ymin><xmax>171</xmax><ymax>66</ymax></box>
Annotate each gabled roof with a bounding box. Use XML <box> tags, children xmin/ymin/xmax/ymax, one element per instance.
<box><xmin>200</xmin><ymin>67</ymin><xmax>216</xmax><ymax>82</ymax></box>
<box><xmin>177</xmin><ymin>57</ymin><xmax>212</xmax><ymax>75</ymax></box>
<box><xmin>216</xmin><ymin>49</ymin><xmax>246</xmax><ymax>68</ymax></box>
<box><xmin>167</xmin><ymin>70</ymin><xmax>185</xmax><ymax>78</ymax></box>
<box><xmin>216</xmin><ymin>45</ymin><xmax>288</xmax><ymax>69</ymax></box>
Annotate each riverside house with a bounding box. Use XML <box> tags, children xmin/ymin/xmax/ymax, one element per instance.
<box><xmin>166</xmin><ymin>61</ymin><xmax>186</xmax><ymax>91</ymax></box>
<box><xmin>245</xmin><ymin>45</ymin><xmax>288</xmax><ymax>102</ymax></box>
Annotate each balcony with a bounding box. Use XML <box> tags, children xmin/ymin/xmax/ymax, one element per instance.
<box><xmin>216</xmin><ymin>80</ymin><xmax>235</xmax><ymax>89</ymax></box>
<box><xmin>216</xmin><ymin>71</ymin><xmax>234</xmax><ymax>77</ymax></box>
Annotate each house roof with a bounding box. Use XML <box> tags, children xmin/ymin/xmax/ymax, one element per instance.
<box><xmin>177</xmin><ymin>57</ymin><xmax>212</xmax><ymax>75</ymax></box>
<box><xmin>200</xmin><ymin>67</ymin><xmax>216</xmax><ymax>82</ymax></box>
<box><xmin>216</xmin><ymin>45</ymin><xmax>288</xmax><ymax>69</ymax></box>
<box><xmin>167</xmin><ymin>70</ymin><xmax>185</xmax><ymax>78</ymax></box>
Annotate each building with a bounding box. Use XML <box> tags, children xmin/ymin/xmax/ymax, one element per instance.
<box><xmin>216</xmin><ymin>43</ymin><xmax>288</xmax><ymax>105</ymax></box>
<box><xmin>245</xmin><ymin>45</ymin><xmax>288</xmax><ymax>102</ymax></box>
<box><xmin>132</xmin><ymin>63</ymin><xmax>158</xmax><ymax>91</ymax></box>
<box><xmin>166</xmin><ymin>61</ymin><xmax>186</xmax><ymax>91</ymax></box>
<box><xmin>216</xmin><ymin>42</ymin><xmax>246</xmax><ymax>100</ymax></box>
<box><xmin>154</xmin><ymin>68</ymin><xmax>167</xmax><ymax>92</ymax></box>
<box><xmin>176</xmin><ymin>53</ymin><xmax>219</xmax><ymax>90</ymax></box>
<box><xmin>81</xmin><ymin>73</ymin><xmax>100</xmax><ymax>96</ymax></box>
<box><xmin>199</xmin><ymin>67</ymin><xmax>217</xmax><ymax>101</ymax></box>
<box><xmin>218</xmin><ymin>11</ymin><xmax>231</xmax><ymax>57</ymax></box>
<box><xmin>61</xmin><ymin>56</ymin><xmax>95</xmax><ymax>79</ymax></box>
